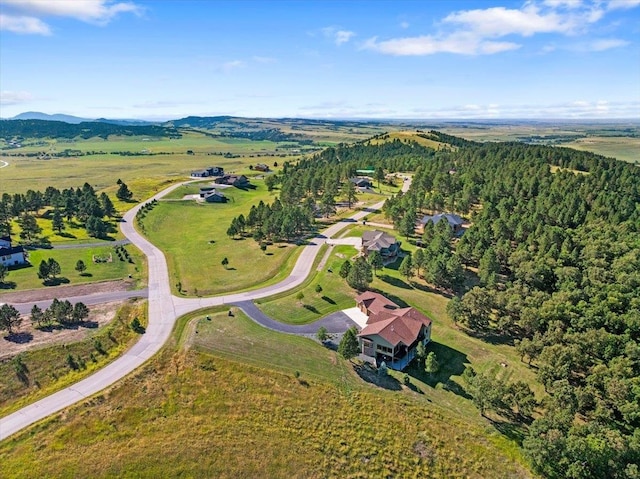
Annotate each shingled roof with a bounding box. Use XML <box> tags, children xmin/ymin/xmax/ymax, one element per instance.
<box><xmin>356</xmin><ymin>292</ymin><xmax>432</xmax><ymax>347</ymax></box>
<box><xmin>362</xmin><ymin>230</ymin><xmax>397</xmax><ymax>252</ymax></box>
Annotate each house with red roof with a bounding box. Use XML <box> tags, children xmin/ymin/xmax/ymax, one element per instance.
<box><xmin>355</xmin><ymin>291</ymin><xmax>432</xmax><ymax>371</ymax></box>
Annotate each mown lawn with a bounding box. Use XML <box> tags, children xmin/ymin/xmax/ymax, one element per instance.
<box><xmin>1</xmin><ymin>244</ymin><xmax>145</xmax><ymax>292</ymax></box>
<box><xmin>0</xmin><ymin>309</ymin><xmax>533</xmax><ymax>478</ymax></box>
<box><xmin>257</xmin><ymin>245</ymin><xmax>358</xmax><ymax>325</ymax></box>
<box><xmin>258</xmin><ymin>223</ymin><xmax>543</xmax><ymax>407</ymax></box>
<box><xmin>0</xmin><ymin>300</ymin><xmax>147</xmax><ymax>417</ymax></box>
<box><xmin>139</xmin><ymin>182</ymin><xmax>303</xmax><ymax>296</ymax></box>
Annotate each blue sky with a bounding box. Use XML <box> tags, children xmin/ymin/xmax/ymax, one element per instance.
<box><xmin>1</xmin><ymin>0</ymin><xmax>639</xmax><ymax>120</ymax></box>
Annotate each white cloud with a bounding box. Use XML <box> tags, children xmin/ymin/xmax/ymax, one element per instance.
<box><xmin>0</xmin><ymin>0</ymin><xmax>141</xmax><ymax>34</ymax></box>
<box><xmin>400</xmin><ymin>21</ymin><xmax>410</xmax><ymax>29</ymax></box>
<box><xmin>363</xmin><ymin>0</ymin><xmax>639</xmax><ymax>57</ymax></box>
<box><xmin>443</xmin><ymin>4</ymin><xmax>586</xmax><ymax>37</ymax></box>
<box><xmin>1</xmin><ymin>0</ymin><xmax>142</xmax><ymax>24</ymax></box>
<box><xmin>410</xmin><ymin>100</ymin><xmax>640</xmax><ymax>119</ymax></box>
<box><xmin>321</xmin><ymin>26</ymin><xmax>356</xmax><ymax>45</ymax></box>
<box><xmin>543</xmin><ymin>0</ymin><xmax>583</xmax><ymax>8</ymax></box>
<box><xmin>0</xmin><ymin>14</ymin><xmax>51</xmax><ymax>35</ymax></box>
<box><xmin>587</xmin><ymin>38</ymin><xmax>630</xmax><ymax>50</ymax></box>
<box><xmin>363</xmin><ymin>32</ymin><xmax>520</xmax><ymax>56</ymax></box>
<box><xmin>0</xmin><ymin>90</ymin><xmax>35</xmax><ymax>105</ymax></box>
<box><xmin>607</xmin><ymin>0</ymin><xmax>640</xmax><ymax>9</ymax></box>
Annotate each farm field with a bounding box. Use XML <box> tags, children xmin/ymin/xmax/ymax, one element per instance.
<box><xmin>438</xmin><ymin>122</ymin><xmax>640</xmax><ymax>163</ymax></box>
<box><xmin>0</xmin><ymin>309</ymin><xmax>531</xmax><ymax>478</ymax></box>
<box><xmin>0</xmin><ymin>244</ymin><xmax>145</xmax><ymax>292</ymax></box>
<box><xmin>138</xmin><ymin>181</ymin><xmax>302</xmax><ymax>296</ymax></box>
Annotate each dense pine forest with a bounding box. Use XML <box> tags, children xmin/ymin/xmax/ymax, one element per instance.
<box><xmin>275</xmin><ymin>133</ymin><xmax>639</xmax><ymax>478</ymax></box>
<box><xmin>0</xmin><ymin>119</ymin><xmax>181</xmax><ymax>140</ymax></box>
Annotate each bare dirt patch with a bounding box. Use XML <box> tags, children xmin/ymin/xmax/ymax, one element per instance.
<box><xmin>0</xmin><ymin>279</ymin><xmax>135</xmax><ymax>304</ymax></box>
<box><xmin>0</xmin><ymin>300</ymin><xmax>137</xmax><ymax>360</ymax></box>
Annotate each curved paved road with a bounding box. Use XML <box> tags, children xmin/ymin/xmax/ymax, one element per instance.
<box><xmin>0</xmin><ymin>177</ymin><xmax>410</xmax><ymax>441</ymax></box>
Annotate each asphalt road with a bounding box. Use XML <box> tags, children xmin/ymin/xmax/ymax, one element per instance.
<box><xmin>0</xmin><ymin>177</ymin><xmax>411</xmax><ymax>441</ymax></box>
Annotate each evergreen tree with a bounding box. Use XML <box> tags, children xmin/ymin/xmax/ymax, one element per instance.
<box><xmin>0</xmin><ymin>303</ymin><xmax>22</xmax><ymax>335</ymax></box>
<box><xmin>367</xmin><ymin>250</ymin><xmax>383</xmax><ymax>276</ymax></box>
<box><xmin>100</xmin><ymin>192</ymin><xmax>116</xmax><ymax>218</ymax></box>
<box><xmin>343</xmin><ymin>179</ymin><xmax>357</xmax><ymax>208</ymax></box>
<box><xmin>0</xmin><ymin>264</ymin><xmax>7</xmax><ymax>283</ymax></box>
<box><xmin>37</xmin><ymin>260</ymin><xmax>50</xmax><ymax>280</ymax></box>
<box><xmin>30</xmin><ymin>304</ymin><xmax>45</xmax><ymax>327</ymax></box>
<box><xmin>339</xmin><ymin>260</ymin><xmax>352</xmax><ymax>278</ymax></box>
<box><xmin>52</xmin><ymin>208</ymin><xmax>65</xmax><ymax>233</ymax></box>
<box><xmin>338</xmin><ymin>327</ymin><xmax>360</xmax><ymax>360</ymax></box>
<box><xmin>425</xmin><ymin>351</ymin><xmax>439</xmax><ymax>378</ymax></box>
<box><xmin>75</xmin><ymin>259</ymin><xmax>87</xmax><ymax>275</ymax></box>
<box><xmin>346</xmin><ymin>257</ymin><xmax>373</xmax><ymax>290</ymax></box>
<box><xmin>116</xmin><ymin>181</ymin><xmax>133</xmax><ymax>201</ymax></box>
<box><xmin>399</xmin><ymin>255</ymin><xmax>414</xmax><ymax>281</ymax></box>
<box><xmin>479</xmin><ymin>247</ymin><xmax>499</xmax><ymax>287</ymax></box>
<box><xmin>47</xmin><ymin>258</ymin><xmax>61</xmax><ymax>278</ymax></box>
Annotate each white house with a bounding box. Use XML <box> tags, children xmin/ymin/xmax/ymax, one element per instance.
<box><xmin>0</xmin><ymin>236</ymin><xmax>27</xmax><ymax>267</ymax></box>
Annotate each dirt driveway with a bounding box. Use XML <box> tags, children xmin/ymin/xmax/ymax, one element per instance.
<box><xmin>0</xmin><ymin>279</ymin><xmax>135</xmax><ymax>304</ymax></box>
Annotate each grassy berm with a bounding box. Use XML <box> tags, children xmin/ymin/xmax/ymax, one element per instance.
<box><xmin>0</xmin><ymin>310</ymin><xmax>532</xmax><ymax>478</ymax></box>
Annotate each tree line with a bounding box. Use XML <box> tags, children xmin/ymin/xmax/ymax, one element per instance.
<box><xmin>0</xmin><ymin>180</ymin><xmax>132</xmax><ymax>242</ymax></box>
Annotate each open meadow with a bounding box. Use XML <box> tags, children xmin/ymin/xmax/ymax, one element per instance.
<box><xmin>138</xmin><ymin>181</ymin><xmax>302</xmax><ymax>296</ymax></box>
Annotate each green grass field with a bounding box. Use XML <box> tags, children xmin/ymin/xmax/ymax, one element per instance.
<box><xmin>1</xmin><ymin>244</ymin><xmax>144</xmax><ymax>292</ymax></box>
<box><xmin>0</xmin><ymin>300</ymin><xmax>147</xmax><ymax>417</ymax></box>
<box><xmin>257</xmin><ymin>245</ymin><xmax>358</xmax><ymax>324</ymax></box>
<box><xmin>0</xmin><ymin>309</ymin><xmax>532</xmax><ymax>478</ymax></box>
<box><xmin>139</xmin><ymin>182</ymin><xmax>302</xmax><ymax>296</ymax></box>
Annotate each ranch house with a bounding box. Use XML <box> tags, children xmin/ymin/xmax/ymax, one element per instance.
<box><xmin>356</xmin><ymin>291</ymin><xmax>432</xmax><ymax>371</ymax></box>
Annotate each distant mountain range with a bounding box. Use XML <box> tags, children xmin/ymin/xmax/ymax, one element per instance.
<box><xmin>8</xmin><ymin>111</ymin><xmax>159</xmax><ymax>126</ymax></box>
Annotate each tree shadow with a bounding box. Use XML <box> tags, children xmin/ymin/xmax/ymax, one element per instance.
<box><xmin>353</xmin><ymin>363</ymin><xmax>402</xmax><ymax>391</ymax></box>
<box><xmin>411</xmin><ymin>281</ymin><xmax>454</xmax><ymax>299</ymax></box>
<box><xmin>303</xmin><ymin>304</ymin><xmax>320</xmax><ymax>314</ymax></box>
<box><xmin>79</xmin><ymin>272</ymin><xmax>93</xmax><ymax>277</ymax></box>
<box><xmin>405</xmin><ymin>341</ymin><xmax>471</xmax><ymax>399</ymax></box>
<box><xmin>0</xmin><ymin>281</ymin><xmax>17</xmax><ymax>290</ymax></box>
<box><xmin>370</xmin><ymin>288</ymin><xmax>409</xmax><ymax>308</ymax></box>
<box><xmin>488</xmin><ymin>418</ymin><xmax>528</xmax><ymax>445</ymax></box>
<box><xmin>43</xmin><ymin>277</ymin><xmax>70</xmax><ymax>286</ymax></box>
<box><xmin>379</xmin><ymin>274</ymin><xmax>411</xmax><ymax>290</ymax></box>
<box><xmin>3</xmin><ymin>332</ymin><xmax>34</xmax><ymax>343</ymax></box>
<box><xmin>56</xmin><ymin>232</ymin><xmax>77</xmax><ymax>239</ymax></box>
<box><xmin>321</xmin><ymin>295</ymin><xmax>336</xmax><ymax>304</ymax></box>
<box><xmin>81</xmin><ymin>321</ymin><xmax>99</xmax><ymax>329</ymax></box>
<box><xmin>465</xmin><ymin>328</ymin><xmax>516</xmax><ymax>347</ymax></box>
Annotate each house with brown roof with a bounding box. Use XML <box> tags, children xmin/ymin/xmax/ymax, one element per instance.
<box><xmin>213</xmin><ymin>174</ymin><xmax>249</xmax><ymax>187</ymax></box>
<box><xmin>361</xmin><ymin>230</ymin><xmax>400</xmax><ymax>259</ymax></box>
<box><xmin>355</xmin><ymin>291</ymin><xmax>432</xmax><ymax>371</ymax></box>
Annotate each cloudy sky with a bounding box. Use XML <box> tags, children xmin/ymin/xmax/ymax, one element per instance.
<box><xmin>1</xmin><ymin>0</ymin><xmax>639</xmax><ymax>120</ymax></box>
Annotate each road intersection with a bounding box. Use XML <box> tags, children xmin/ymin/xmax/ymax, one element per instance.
<box><xmin>0</xmin><ymin>177</ymin><xmax>410</xmax><ymax>441</ymax></box>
